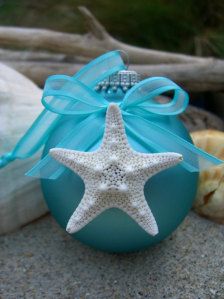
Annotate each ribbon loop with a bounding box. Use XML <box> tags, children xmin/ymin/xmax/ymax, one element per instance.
<box><xmin>43</xmin><ymin>73</ymin><xmax>189</xmax><ymax>118</ymax></box>
<box><xmin>74</xmin><ymin>50</ymin><xmax>127</xmax><ymax>87</ymax></box>
<box><xmin>121</xmin><ymin>77</ymin><xmax>189</xmax><ymax>115</ymax></box>
<box><xmin>42</xmin><ymin>75</ymin><xmax>107</xmax><ymax>115</ymax></box>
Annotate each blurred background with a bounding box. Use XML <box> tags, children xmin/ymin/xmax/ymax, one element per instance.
<box><xmin>0</xmin><ymin>0</ymin><xmax>224</xmax><ymax>116</ymax></box>
<box><xmin>0</xmin><ymin>0</ymin><xmax>224</xmax><ymax>57</ymax></box>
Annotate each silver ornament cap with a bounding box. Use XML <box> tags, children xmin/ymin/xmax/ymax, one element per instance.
<box><xmin>95</xmin><ymin>70</ymin><xmax>141</xmax><ymax>92</ymax></box>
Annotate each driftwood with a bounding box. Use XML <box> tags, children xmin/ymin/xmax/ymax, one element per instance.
<box><xmin>0</xmin><ymin>48</ymin><xmax>67</xmax><ymax>62</ymax></box>
<box><xmin>0</xmin><ymin>48</ymin><xmax>89</xmax><ymax>63</ymax></box>
<box><xmin>180</xmin><ymin>106</ymin><xmax>224</xmax><ymax>131</ymax></box>
<box><xmin>5</xmin><ymin>60</ymin><xmax>224</xmax><ymax>92</ymax></box>
<box><xmin>0</xmin><ymin>7</ymin><xmax>210</xmax><ymax>65</ymax></box>
<box><xmin>0</xmin><ymin>7</ymin><xmax>223</xmax><ymax>92</ymax></box>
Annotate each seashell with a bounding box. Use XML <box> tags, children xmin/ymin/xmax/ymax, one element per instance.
<box><xmin>191</xmin><ymin>130</ymin><xmax>224</xmax><ymax>223</ymax></box>
<box><xmin>0</xmin><ymin>63</ymin><xmax>48</xmax><ymax>234</ymax></box>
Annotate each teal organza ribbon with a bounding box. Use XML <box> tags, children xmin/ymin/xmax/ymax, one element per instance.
<box><xmin>0</xmin><ymin>50</ymin><xmax>222</xmax><ymax>179</ymax></box>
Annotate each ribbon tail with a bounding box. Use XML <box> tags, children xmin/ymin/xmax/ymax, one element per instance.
<box><xmin>27</xmin><ymin>112</ymin><xmax>105</xmax><ymax>179</ymax></box>
<box><xmin>124</xmin><ymin>114</ymin><xmax>223</xmax><ymax>172</ymax></box>
<box><xmin>0</xmin><ymin>108</ymin><xmax>61</xmax><ymax>168</ymax></box>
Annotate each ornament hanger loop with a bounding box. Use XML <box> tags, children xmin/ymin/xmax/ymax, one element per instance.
<box><xmin>118</xmin><ymin>50</ymin><xmax>129</xmax><ymax>69</ymax></box>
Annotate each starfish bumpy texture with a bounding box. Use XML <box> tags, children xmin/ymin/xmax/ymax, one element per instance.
<box><xmin>50</xmin><ymin>104</ymin><xmax>183</xmax><ymax>236</ymax></box>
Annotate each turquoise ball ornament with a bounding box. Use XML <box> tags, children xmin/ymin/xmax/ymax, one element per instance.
<box><xmin>41</xmin><ymin>71</ymin><xmax>198</xmax><ymax>253</ymax></box>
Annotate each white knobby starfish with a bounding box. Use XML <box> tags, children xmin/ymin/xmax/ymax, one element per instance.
<box><xmin>50</xmin><ymin>103</ymin><xmax>182</xmax><ymax>236</ymax></box>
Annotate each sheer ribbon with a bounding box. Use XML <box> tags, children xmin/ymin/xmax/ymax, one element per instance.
<box><xmin>0</xmin><ymin>50</ymin><xmax>222</xmax><ymax>179</ymax></box>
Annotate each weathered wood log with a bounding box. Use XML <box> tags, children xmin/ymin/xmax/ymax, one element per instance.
<box><xmin>0</xmin><ymin>6</ymin><xmax>223</xmax><ymax>92</ymax></box>
<box><xmin>180</xmin><ymin>106</ymin><xmax>224</xmax><ymax>131</ymax></box>
<box><xmin>0</xmin><ymin>48</ymin><xmax>67</xmax><ymax>62</ymax></box>
<box><xmin>0</xmin><ymin>6</ymin><xmax>207</xmax><ymax>65</ymax></box>
<box><xmin>0</xmin><ymin>48</ymin><xmax>89</xmax><ymax>63</ymax></box>
<box><xmin>5</xmin><ymin>59</ymin><xmax>224</xmax><ymax>92</ymax></box>
<box><xmin>134</xmin><ymin>60</ymin><xmax>224</xmax><ymax>92</ymax></box>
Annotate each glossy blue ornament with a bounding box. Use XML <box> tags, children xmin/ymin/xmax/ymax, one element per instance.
<box><xmin>41</xmin><ymin>84</ymin><xmax>198</xmax><ymax>253</ymax></box>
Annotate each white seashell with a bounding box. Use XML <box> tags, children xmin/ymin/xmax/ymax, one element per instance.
<box><xmin>0</xmin><ymin>63</ymin><xmax>48</xmax><ymax>234</ymax></box>
<box><xmin>191</xmin><ymin>130</ymin><xmax>224</xmax><ymax>223</ymax></box>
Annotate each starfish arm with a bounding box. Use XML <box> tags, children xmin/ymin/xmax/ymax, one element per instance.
<box><xmin>131</xmin><ymin>152</ymin><xmax>183</xmax><ymax>178</ymax></box>
<box><xmin>50</xmin><ymin>148</ymin><xmax>94</xmax><ymax>176</ymax></box>
<box><xmin>66</xmin><ymin>191</ymin><xmax>107</xmax><ymax>234</ymax></box>
<box><xmin>116</xmin><ymin>193</ymin><xmax>159</xmax><ymax>236</ymax></box>
<box><xmin>100</xmin><ymin>104</ymin><xmax>130</xmax><ymax>152</ymax></box>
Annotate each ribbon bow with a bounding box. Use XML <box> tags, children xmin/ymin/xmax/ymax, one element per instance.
<box><xmin>0</xmin><ymin>50</ymin><xmax>222</xmax><ymax>179</ymax></box>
